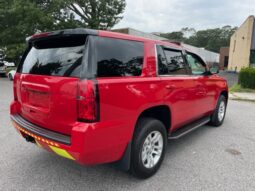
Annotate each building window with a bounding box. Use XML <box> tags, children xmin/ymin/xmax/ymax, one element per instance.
<box><xmin>250</xmin><ymin>50</ymin><xmax>255</xmax><ymax>65</ymax></box>
<box><xmin>224</xmin><ymin>56</ymin><xmax>229</xmax><ymax>67</ymax></box>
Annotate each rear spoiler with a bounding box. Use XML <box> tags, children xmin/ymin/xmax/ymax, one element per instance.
<box><xmin>26</xmin><ymin>28</ymin><xmax>98</xmax><ymax>43</ymax></box>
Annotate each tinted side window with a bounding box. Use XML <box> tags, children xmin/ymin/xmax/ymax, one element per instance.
<box><xmin>164</xmin><ymin>49</ymin><xmax>186</xmax><ymax>75</ymax></box>
<box><xmin>157</xmin><ymin>46</ymin><xmax>186</xmax><ymax>75</ymax></box>
<box><xmin>96</xmin><ymin>37</ymin><xmax>144</xmax><ymax>77</ymax></box>
<box><xmin>186</xmin><ymin>53</ymin><xmax>206</xmax><ymax>75</ymax></box>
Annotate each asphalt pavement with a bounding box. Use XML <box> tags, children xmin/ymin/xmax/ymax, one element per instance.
<box><xmin>218</xmin><ymin>71</ymin><xmax>238</xmax><ymax>87</ymax></box>
<box><xmin>1</xmin><ymin>77</ymin><xmax>255</xmax><ymax>191</ymax></box>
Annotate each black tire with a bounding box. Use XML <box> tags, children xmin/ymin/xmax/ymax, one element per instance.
<box><xmin>9</xmin><ymin>74</ymin><xmax>13</xmax><ymax>81</ymax></box>
<box><xmin>209</xmin><ymin>95</ymin><xmax>227</xmax><ymax>127</ymax></box>
<box><xmin>130</xmin><ymin>117</ymin><xmax>167</xmax><ymax>179</ymax></box>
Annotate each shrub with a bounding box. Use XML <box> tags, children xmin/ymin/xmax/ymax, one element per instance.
<box><xmin>239</xmin><ymin>67</ymin><xmax>255</xmax><ymax>89</ymax></box>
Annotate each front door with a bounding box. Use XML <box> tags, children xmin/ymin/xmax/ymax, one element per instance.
<box><xmin>186</xmin><ymin>52</ymin><xmax>215</xmax><ymax>117</ymax></box>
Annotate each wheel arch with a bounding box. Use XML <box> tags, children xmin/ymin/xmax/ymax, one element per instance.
<box><xmin>135</xmin><ymin>105</ymin><xmax>172</xmax><ymax>134</ymax></box>
<box><xmin>220</xmin><ymin>90</ymin><xmax>228</xmax><ymax>102</ymax></box>
<box><xmin>115</xmin><ymin>105</ymin><xmax>171</xmax><ymax>171</ymax></box>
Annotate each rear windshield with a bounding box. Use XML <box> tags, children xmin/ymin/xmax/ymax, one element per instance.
<box><xmin>18</xmin><ymin>35</ymin><xmax>86</xmax><ymax>77</ymax></box>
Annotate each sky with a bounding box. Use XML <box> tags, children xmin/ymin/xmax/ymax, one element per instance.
<box><xmin>113</xmin><ymin>0</ymin><xmax>255</xmax><ymax>33</ymax></box>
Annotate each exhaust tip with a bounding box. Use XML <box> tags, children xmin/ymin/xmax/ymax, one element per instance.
<box><xmin>25</xmin><ymin>135</ymin><xmax>35</xmax><ymax>143</ymax></box>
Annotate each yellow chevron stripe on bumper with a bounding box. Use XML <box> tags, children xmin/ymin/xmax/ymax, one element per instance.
<box><xmin>49</xmin><ymin>146</ymin><xmax>75</xmax><ymax>160</ymax></box>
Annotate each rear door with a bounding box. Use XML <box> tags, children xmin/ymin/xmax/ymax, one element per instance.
<box><xmin>16</xmin><ymin>35</ymin><xmax>87</xmax><ymax>135</ymax></box>
<box><xmin>156</xmin><ymin>45</ymin><xmax>198</xmax><ymax>131</ymax></box>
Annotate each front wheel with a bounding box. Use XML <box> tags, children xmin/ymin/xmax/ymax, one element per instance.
<box><xmin>209</xmin><ymin>95</ymin><xmax>227</xmax><ymax>127</ymax></box>
<box><xmin>130</xmin><ymin>118</ymin><xmax>167</xmax><ymax>179</ymax></box>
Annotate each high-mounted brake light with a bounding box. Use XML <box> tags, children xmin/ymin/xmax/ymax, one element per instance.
<box><xmin>32</xmin><ymin>32</ymin><xmax>50</xmax><ymax>39</ymax></box>
<box><xmin>77</xmin><ymin>80</ymin><xmax>99</xmax><ymax>122</ymax></box>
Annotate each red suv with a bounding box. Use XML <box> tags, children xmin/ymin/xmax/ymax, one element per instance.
<box><xmin>10</xmin><ymin>28</ymin><xmax>228</xmax><ymax>178</ymax></box>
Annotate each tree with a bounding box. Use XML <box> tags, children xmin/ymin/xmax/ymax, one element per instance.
<box><xmin>181</xmin><ymin>27</ymin><xmax>196</xmax><ymax>38</ymax></box>
<box><xmin>0</xmin><ymin>0</ymin><xmax>64</xmax><ymax>63</ymax></box>
<box><xmin>185</xmin><ymin>26</ymin><xmax>237</xmax><ymax>52</ymax></box>
<box><xmin>0</xmin><ymin>0</ymin><xmax>126</xmax><ymax>63</ymax></box>
<box><xmin>160</xmin><ymin>31</ymin><xmax>185</xmax><ymax>41</ymax></box>
<box><xmin>63</xmin><ymin>0</ymin><xmax>126</xmax><ymax>29</ymax></box>
<box><xmin>161</xmin><ymin>26</ymin><xmax>237</xmax><ymax>53</ymax></box>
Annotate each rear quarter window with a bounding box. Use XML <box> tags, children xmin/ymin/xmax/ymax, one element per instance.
<box><xmin>95</xmin><ymin>37</ymin><xmax>144</xmax><ymax>77</ymax></box>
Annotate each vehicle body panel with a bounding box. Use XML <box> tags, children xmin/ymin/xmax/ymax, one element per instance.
<box><xmin>10</xmin><ymin>28</ymin><xmax>228</xmax><ymax>166</ymax></box>
<box><xmin>14</xmin><ymin>73</ymin><xmax>79</xmax><ymax>135</ymax></box>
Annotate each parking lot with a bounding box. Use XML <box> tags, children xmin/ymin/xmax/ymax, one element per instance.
<box><xmin>1</xmin><ymin>77</ymin><xmax>255</xmax><ymax>191</ymax></box>
<box><xmin>218</xmin><ymin>71</ymin><xmax>238</xmax><ymax>87</ymax></box>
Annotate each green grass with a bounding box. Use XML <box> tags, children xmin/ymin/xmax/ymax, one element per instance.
<box><xmin>230</xmin><ymin>84</ymin><xmax>255</xmax><ymax>93</ymax></box>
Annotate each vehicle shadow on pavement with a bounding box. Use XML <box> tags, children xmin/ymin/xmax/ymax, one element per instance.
<box><xmin>166</xmin><ymin>125</ymin><xmax>213</xmax><ymax>156</ymax></box>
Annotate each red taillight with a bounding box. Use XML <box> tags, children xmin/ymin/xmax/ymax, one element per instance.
<box><xmin>13</xmin><ymin>75</ymin><xmax>17</xmax><ymax>101</ymax></box>
<box><xmin>77</xmin><ymin>80</ymin><xmax>99</xmax><ymax>122</ymax></box>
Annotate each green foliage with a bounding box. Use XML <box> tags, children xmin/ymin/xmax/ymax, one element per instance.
<box><xmin>4</xmin><ymin>43</ymin><xmax>26</xmax><ymax>64</ymax></box>
<box><xmin>230</xmin><ymin>84</ymin><xmax>242</xmax><ymax>93</ymax></box>
<box><xmin>160</xmin><ymin>26</ymin><xmax>237</xmax><ymax>53</ymax></box>
<box><xmin>0</xmin><ymin>0</ymin><xmax>126</xmax><ymax>63</ymax></box>
<box><xmin>160</xmin><ymin>28</ymin><xmax>195</xmax><ymax>42</ymax></box>
<box><xmin>239</xmin><ymin>67</ymin><xmax>255</xmax><ymax>89</ymax></box>
<box><xmin>63</xmin><ymin>0</ymin><xmax>126</xmax><ymax>29</ymax></box>
<box><xmin>230</xmin><ymin>84</ymin><xmax>254</xmax><ymax>93</ymax></box>
<box><xmin>0</xmin><ymin>0</ymin><xmax>63</xmax><ymax>63</ymax></box>
<box><xmin>160</xmin><ymin>31</ymin><xmax>185</xmax><ymax>41</ymax></box>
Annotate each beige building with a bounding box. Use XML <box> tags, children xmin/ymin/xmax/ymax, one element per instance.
<box><xmin>228</xmin><ymin>15</ymin><xmax>255</xmax><ymax>71</ymax></box>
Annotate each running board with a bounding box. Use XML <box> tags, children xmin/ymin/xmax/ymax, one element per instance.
<box><xmin>168</xmin><ymin>116</ymin><xmax>210</xmax><ymax>140</ymax></box>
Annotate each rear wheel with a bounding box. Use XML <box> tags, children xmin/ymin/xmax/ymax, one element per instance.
<box><xmin>209</xmin><ymin>95</ymin><xmax>227</xmax><ymax>127</ymax></box>
<box><xmin>8</xmin><ymin>73</ymin><xmax>13</xmax><ymax>81</ymax></box>
<box><xmin>130</xmin><ymin>118</ymin><xmax>167</xmax><ymax>179</ymax></box>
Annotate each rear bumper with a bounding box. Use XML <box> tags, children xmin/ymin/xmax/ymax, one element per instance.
<box><xmin>10</xmin><ymin>111</ymin><xmax>129</xmax><ymax>165</ymax></box>
<box><xmin>11</xmin><ymin>115</ymin><xmax>70</xmax><ymax>145</ymax></box>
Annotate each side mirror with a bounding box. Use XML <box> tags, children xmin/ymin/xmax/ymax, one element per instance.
<box><xmin>209</xmin><ymin>67</ymin><xmax>219</xmax><ymax>74</ymax></box>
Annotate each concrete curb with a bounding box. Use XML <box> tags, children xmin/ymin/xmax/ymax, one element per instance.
<box><xmin>229</xmin><ymin>92</ymin><xmax>255</xmax><ymax>102</ymax></box>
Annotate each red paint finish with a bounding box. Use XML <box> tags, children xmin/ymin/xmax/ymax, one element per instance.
<box><xmin>10</xmin><ymin>30</ymin><xmax>228</xmax><ymax>165</ymax></box>
<box><xmin>13</xmin><ymin>73</ymin><xmax>78</xmax><ymax>135</ymax></box>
